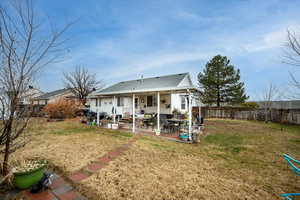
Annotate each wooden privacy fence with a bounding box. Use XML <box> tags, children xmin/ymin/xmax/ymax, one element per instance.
<box><xmin>193</xmin><ymin>107</ymin><xmax>300</xmax><ymax>125</ymax></box>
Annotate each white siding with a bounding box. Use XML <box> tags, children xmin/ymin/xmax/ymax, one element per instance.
<box><xmin>177</xmin><ymin>75</ymin><xmax>193</xmax><ymax>87</ymax></box>
<box><xmin>89</xmin><ymin>97</ymin><xmax>132</xmax><ymax>116</ymax></box>
<box><xmin>88</xmin><ymin>92</ymin><xmax>201</xmax><ymax>116</ymax></box>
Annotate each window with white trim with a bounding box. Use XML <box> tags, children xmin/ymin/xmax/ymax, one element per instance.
<box><xmin>181</xmin><ymin>96</ymin><xmax>186</xmax><ymax>110</ymax></box>
<box><xmin>117</xmin><ymin>97</ymin><xmax>124</xmax><ymax>106</ymax></box>
<box><xmin>147</xmin><ymin>96</ymin><xmax>153</xmax><ymax>107</ymax></box>
<box><xmin>95</xmin><ymin>98</ymin><xmax>101</xmax><ymax>107</ymax></box>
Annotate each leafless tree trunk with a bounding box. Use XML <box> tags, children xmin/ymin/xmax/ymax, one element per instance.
<box><xmin>261</xmin><ymin>83</ymin><xmax>279</xmax><ymax>123</ymax></box>
<box><xmin>64</xmin><ymin>65</ymin><xmax>103</xmax><ymax>106</ymax></box>
<box><xmin>0</xmin><ymin>0</ymin><xmax>72</xmax><ymax>175</ymax></box>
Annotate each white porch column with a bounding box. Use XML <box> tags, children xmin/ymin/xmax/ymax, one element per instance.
<box><xmin>132</xmin><ymin>93</ymin><xmax>135</xmax><ymax>133</ymax></box>
<box><xmin>96</xmin><ymin>108</ymin><xmax>100</xmax><ymax>126</ymax></box>
<box><xmin>156</xmin><ymin>91</ymin><xmax>160</xmax><ymax>135</ymax></box>
<box><xmin>188</xmin><ymin>91</ymin><xmax>192</xmax><ymax>140</ymax></box>
<box><xmin>113</xmin><ymin>96</ymin><xmax>116</xmax><ymax>124</ymax></box>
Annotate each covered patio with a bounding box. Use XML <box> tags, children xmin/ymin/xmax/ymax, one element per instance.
<box><xmin>94</xmin><ymin>88</ymin><xmax>201</xmax><ymax>141</ymax></box>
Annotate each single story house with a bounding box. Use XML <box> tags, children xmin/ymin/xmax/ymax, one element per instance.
<box><xmin>19</xmin><ymin>86</ymin><xmax>44</xmax><ymax>105</ymax></box>
<box><xmin>88</xmin><ymin>73</ymin><xmax>200</xmax><ymax>135</ymax></box>
<box><xmin>32</xmin><ymin>88</ymin><xmax>75</xmax><ymax>105</ymax></box>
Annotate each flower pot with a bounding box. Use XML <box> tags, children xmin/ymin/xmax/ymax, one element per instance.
<box><xmin>111</xmin><ymin>123</ymin><xmax>119</xmax><ymax>129</ymax></box>
<box><xmin>14</xmin><ymin>165</ymin><xmax>45</xmax><ymax>189</ymax></box>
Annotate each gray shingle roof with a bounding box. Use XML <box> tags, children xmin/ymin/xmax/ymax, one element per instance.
<box><xmin>92</xmin><ymin>73</ymin><xmax>195</xmax><ymax>96</ymax></box>
<box><xmin>34</xmin><ymin>88</ymin><xmax>71</xmax><ymax>100</ymax></box>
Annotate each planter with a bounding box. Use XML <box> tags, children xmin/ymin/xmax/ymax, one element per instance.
<box><xmin>179</xmin><ymin>132</ymin><xmax>189</xmax><ymax>141</ymax></box>
<box><xmin>111</xmin><ymin>123</ymin><xmax>119</xmax><ymax>129</ymax></box>
<box><xmin>14</xmin><ymin>164</ymin><xmax>45</xmax><ymax>189</ymax></box>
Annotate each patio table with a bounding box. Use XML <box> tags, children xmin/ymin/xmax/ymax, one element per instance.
<box><xmin>167</xmin><ymin>119</ymin><xmax>187</xmax><ymax>124</ymax></box>
<box><xmin>165</xmin><ymin>119</ymin><xmax>187</xmax><ymax>133</ymax></box>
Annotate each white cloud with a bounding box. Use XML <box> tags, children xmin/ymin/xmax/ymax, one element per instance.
<box><xmin>176</xmin><ymin>11</ymin><xmax>228</xmax><ymax>24</ymax></box>
<box><xmin>101</xmin><ymin>51</ymin><xmax>212</xmax><ymax>80</ymax></box>
<box><xmin>242</xmin><ymin>23</ymin><xmax>300</xmax><ymax>53</ymax></box>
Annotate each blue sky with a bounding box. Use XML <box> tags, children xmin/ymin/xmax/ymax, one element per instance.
<box><xmin>35</xmin><ymin>0</ymin><xmax>300</xmax><ymax>99</ymax></box>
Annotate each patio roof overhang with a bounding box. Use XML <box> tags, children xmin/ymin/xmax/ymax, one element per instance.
<box><xmin>93</xmin><ymin>86</ymin><xmax>199</xmax><ymax>140</ymax></box>
<box><xmin>88</xmin><ymin>86</ymin><xmax>199</xmax><ymax>98</ymax></box>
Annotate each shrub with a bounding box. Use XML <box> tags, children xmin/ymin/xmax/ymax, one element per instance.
<box><xmin>43</xmin><ymin>98</ymin><xmax>80</xmax><ymax>119</ymax></box>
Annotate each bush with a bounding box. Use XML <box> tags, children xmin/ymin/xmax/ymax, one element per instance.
<box><xmin>43</xmin><ymin>98</ymin><xmax>80</xmax><ymax>119</ymax></box>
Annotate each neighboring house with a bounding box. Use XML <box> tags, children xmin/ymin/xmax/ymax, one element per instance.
<box><xmin>32</xmin><ymin>88</ymin><xmax>75</xmax><ymax>105</ymax></box>
<box><xmin>88</xmin><ymin>73</ymin><xmax>200</xmax><ymax>117</ymax></box>
<box><xmin>19</xmin><ymin>87</ymin><xmax>44</xmax><ymax>105</ymax></box>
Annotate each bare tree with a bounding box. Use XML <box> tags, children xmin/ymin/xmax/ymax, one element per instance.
<box><xmin>261</xmin><ymin>83</ymin><xmax>280</xmax><ymax>123</ymax></box>
<box><xmin>284</xmin><ymin>29</ymin><xmax>300</xmax><ymax>94</ymax></box>
<box><xmin>64</xmin><ymin>65</ymin><xmax>103</xmax><ymax>105</ymax></box>
<box><xmin>284</xmin><ymin>29</ymin><xmax>300</xmax><ymax>66</ymax></box>
<box><xmin>0</xmin><ymin>0</ymin><xmax>72</xmax><ymax>175</ymax></box>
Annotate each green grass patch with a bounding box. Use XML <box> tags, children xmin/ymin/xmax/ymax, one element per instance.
<box><xmin>204</xmin><ymin>134</ymin><xmax>245</xmax><ymax>154</ymax></box>
<box><xmin>261</xmin><ymin>122</ymin><xmax>300</xmax><ymax>135</ymax></box>
<box><xmin>289</xmin><ymin>138</ymin><xmax>300</xmax><ymax>144</ymax></box>
<box><xmin>52</xmin><ymin>126</ymin><xmax>97</xmax><ymax>135</ymax></box>
<box><xmin>108</xmin><ymin>131</ymin><xmax>133</xmax><ymax>139</ymax></box>
<box><xmin>204</xmin><ymin>134</ymin><xmax>243</xmax><ymax>146</ymax></box>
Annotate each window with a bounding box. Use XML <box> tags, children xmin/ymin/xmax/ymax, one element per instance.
<box><xmin>147</xmin><ymin>95</ymin><xmax>158</xmax><ymax>107</ymax></box>
<box><xmin>95</xmin><ymin>98</ymin><xmax>101</xmax><ymax>107</ymax></box>
<box><xmin>181</xmin><ymin>96</ymin><xmax>186</xmax><ymax>110</ymax></box>
<box><xmin>117</xmin><ymin>97</ymin><xmax>124</xmax><ymax>106</ymax></box>
<box><xmin>147</xmin><ymin>96</ymin><xmax>153</xmax><ymax>107</ymax></box>
<box><xmin>135</xmin><ymin>98</ymin><xmax>138</xmax><ymax>109</ymax></box>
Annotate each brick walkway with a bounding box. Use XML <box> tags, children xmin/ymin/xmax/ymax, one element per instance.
<box><xmin>22</xmin><ymin>136</ymin><xmax>139</xmax><ymax>200</ymax></box>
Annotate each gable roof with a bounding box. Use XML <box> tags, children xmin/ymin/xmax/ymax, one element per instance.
<box><xmin>91</xmin><ymin>73</ymin><xmax>196</xmax><ymax>96</ymax></box>
<box><xmin>34</xmin><ymin>88</ymin><xmax>72</xmax><ymax>100</ymax></box>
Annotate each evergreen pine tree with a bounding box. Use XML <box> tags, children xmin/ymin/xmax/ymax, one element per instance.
<box><xmin>198</xmin><ymin>55</ymin><xmax>248</xmax><ymax>107</ymax></box>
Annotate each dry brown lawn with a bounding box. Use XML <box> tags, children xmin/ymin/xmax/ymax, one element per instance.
<box><xmin>11</xmin><ymin>118</ymin><xmax>300</xmax><ymax>199</ymax></box>
<box><xmin>77</xmin><ymin>119</ymin><xmax>300</xmax><ymax>200</ymax></box>
<box><xmin>12</xmin><ymin>118</ymin><xmax>133</xmax><ymax>174</ymax></box>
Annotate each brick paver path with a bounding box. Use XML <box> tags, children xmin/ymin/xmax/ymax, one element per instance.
<box><xmin>22</xmin><ymin>136</ymin><xmax>139</xmax><ymax>200</ymax></box>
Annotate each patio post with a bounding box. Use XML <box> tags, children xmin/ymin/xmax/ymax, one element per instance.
<box><xmin>132</xmin><ymin>93</ymin><xmax>135</xmax><ymax>133</ymax></box>
<box><xmin>113</xmin><ymin>96</ymin><xmax>116</xmax><ymax>124</ymax></box>
<box><xmin>188</xmin><ymin>91</ymin><xmax>192</xmax><ymax>140</ymax></box>
<box><xmin>156</xmin><ymin>91</ymin><xmax>160</xmax><ymax>135</ymax></box>
<box><xmin>96</xmin><ymin>108</ymin><xmax>100</xmax><ymax>126</ymax></box>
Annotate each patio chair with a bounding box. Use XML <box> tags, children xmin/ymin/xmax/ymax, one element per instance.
<box><xmin>162</xmin><ymin>120</ymin><xmax>174</xmax><ymax>133</ymax></box>
<box><xmin>280</xmin><ymin>154</ymin><xmax>300</xmax><ymax>200</ymax></box>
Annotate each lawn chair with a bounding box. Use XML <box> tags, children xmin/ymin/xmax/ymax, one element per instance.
<box><xmin>283</xmin><ymin>154</ymin><xmax>300</xmax><ymax>176</ymax></box>
<box><xmin>281</xmin><ymin>154</ymin><xmax>300</xmax><ymax>200</ymax></box>
<box><xmin>281</xmin><ymin>193</ymin><xmax>300</xmax><ymax>200</ymax></box>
